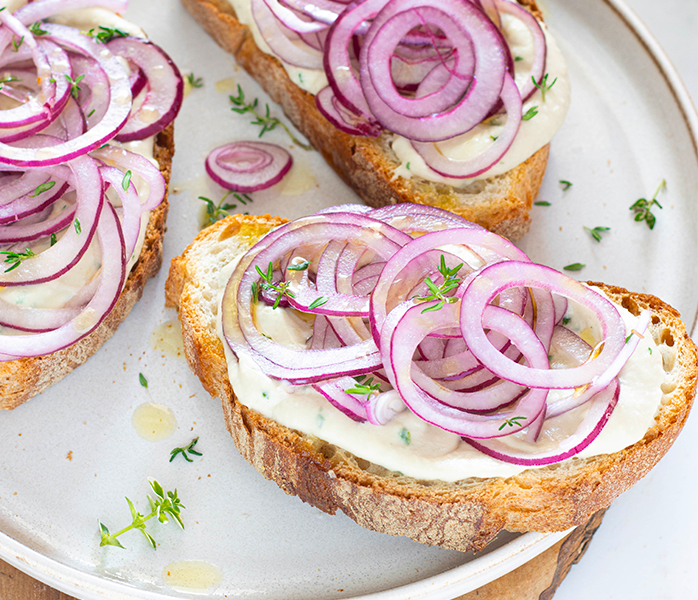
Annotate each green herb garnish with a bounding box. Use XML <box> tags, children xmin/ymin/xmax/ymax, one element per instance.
<box><xmin>399</xmin><ymin>428</ymin><xmax>411</xmax><ymax>445</ymax></box>
<box><xmin>229</xmin><ymin>84</ymin><xmax>312</xmax><ymax>150</ymax></box>
<box><xmin>414</xmin><ymin>254</ymin><xmax>463</xmax><ymax>313</ymax></box>
<box><xmin>345</xmin><ymin>376</ymin><xmax>381</xmax><ymax>400</ymax></box>
<box><xmin>1</xmin><ymin>248</ymin><xmax>35</xmax><ymax>272</ymax></box>
<box><xmin>29</xmin><ymin>22</ymin><xmax>48</xmax><ymax>36</ymax></box>
<box><xmin>255</xmin><ymin>261</ymin><xmax>295</xmax><ymax>309</ymax></box>
<box><xmin>630</xmin><ymin>179</ymin><xmax>665</xmax><ymax>230</ymax></box>
<box><xmin>308</xmin><ymin>296</ymin><xmax>328</xmax><ymax>309</ymax></box>
<box><xmin>563</xmin><ymin>263</ymin><xmax>585</xmax><ymax>272</ymax></box>
<box><xmin>98</xmin><ymin>480</ymin><xmax>185</xmax><ymax>549</ymax></box>
<box><xmin>30</xmin><ymin>180</ymin><xmax>56</xmax><ymax>197</ymax></box>
<box><xmin>532</xmin><ymin>73</ymin><xmax>557</xmax><ymax>102</ymax></box>
<box><xmin>534</xmin><ymin>200</ymin><xmax>551</xmax><ymax>206</ymax></box>
<box><xmin>186</xmin><ymin>73</ymin><xmax>203</xmax><ymax>89</ymax></box>
<box><xmin>498</xmin><ymin>416</ymin><xmax>527</xmax><ymax>431</ymax></box>
<box><xmin>50</xmin><ymin>233</ymin><xmax>57</xmax><ymax>247</ymax></box>
<box><xmin>12</xmin><ymin>35</ymin><xmax>24</xmax><ymax>52</ymax></box>
<box><xmin>65</xmin><ymin>73</ymin><xmax>86</xmax><ymax>99</ymax></box>
<box><xmin>139</xmin><ymin>372</ymin><xmax>148</xmax><ymax>388</ymax></box>
<box><xmin>74</xmin><ymin>218</ymin><xmax>81</xmax><ymax>235</ymax></box>
<box><xmin>287</xmin><ymin>260</ymin><xmax>310</xmax><ymax>271</ymax></box>
<box><xmin>522</xmin><ymin>106</ymin><xmax>539</xmax><ymax>121</ymax></box>
<box><xmin>559</xmin><ymin>180</ymin><xmax>573</xmax><ymax>191</ymax></box>
<box><xmin>87</xmin><ymin>26</ymin><xmax>128</xmax><ymax>44</ymax></box>
<box><xmin>584</xmin><ymin>226</ymin><xmax>610</xmax><ymax>242</ymax></box>
<box><xmin>169</xmin><ymin>437</ymin><xmax>202</xmax><ymax>463</ymax></box>
<box><xmin>122</xmin><ymin>169</ymin><xmax>132</xmax><ymax>191</ymax></box>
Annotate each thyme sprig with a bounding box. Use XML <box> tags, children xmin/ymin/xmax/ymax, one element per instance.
<box><xmin>186</xmin><ymin>73</ymin><xmax>203</xmax><ymax>89</ymax></box>
<box><xmin>229</xmin><ymin>84</ymin><xmax>312</xmax><ymax>151</ymax></box>
<box><xmin>65</xmin><ymin>73</ymin><xmax>85</xmax><ymax>99</ymax></box>
<box><xmin>170</xmin><ymin>437</ymin><xmax>203</xmax><ymax>463</ymax></box>
<box><xmin>522</xmin><ymin>106</ymin><xmax>539</xmax><ymax>121</ymax></box>
<box><xmin>199</xmin><ymin>191</ymin><xmax>253</xmax><ymax>226</ymax></box>
<box><xmin>630</xmin><ymin>179</ymin><xmax>665</xmax><ymax>230</ymax></box>
<box><xmin>255</xmin><ymin>261</ymin><xmax>295</xmax><ymax>309</ymax></box>
<box><xmin>0</xmin><ymin>74</ymin><xmax>20</xmax><ymax>90</ymax></box>
<box><xmin>532</xmin><ymin>73</ymin><xmax>557</xmax><ymax>102</ymax></box>
<box><xmin>584</xmin><ymin>226</ymin><xmax>610</xmax><ymax>243</ymax></box>
<box><xmin>29</xmin><ymin>22</ymin><xmax>48</xmax><ymax>36</ymax></box>
<box><xmin>87</xmin><ymin>26</ymin><xmax>128</xmax><ymax>44</ymax></box>
<box><xmin>414</xmin><ymin>255</ymin><xmax>463</xmax><ymax>313</ymax></box>
<box><xmin>1</xmin><ymin>248</ymin><xmax>35</xmax><ymax>272</ymax></box>
<box><xmin>98</xmin><ymin>480</ymin><xmax>185</xmax><ymax>549</ymax></box>
<box><xmin>345</xmin><ymin>375</ymin><xmax>381</xmax><ymax>400</ymax></box>
<box><xmin>499</xmin><ymin>416</ymin><xmax>527</xmax><ymax>431</ymax></box>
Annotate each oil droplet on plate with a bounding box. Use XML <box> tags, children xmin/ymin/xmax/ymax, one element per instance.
<box><xmin>163</xmin><ymin>560</ymin><xmax>222</xmax><ymax>592</ymax></box>
<box><xmin>150</xmin><ymin>319</ymin><xmax>184</xmax><ymax>359</ymax></box>
<box><xmin>132</xmin><ymin>402</ymin><xmax>177</xmax><ymax>441</ymax></box>
<box><xmin>215</xmin><ymin>77</ymin><xmax>237</xmax><ymax>93</ymax></box>
<box><xmin>280</xmin><ymin>159</ymin><xmax>317</xmax><ymax>196</ymax></box>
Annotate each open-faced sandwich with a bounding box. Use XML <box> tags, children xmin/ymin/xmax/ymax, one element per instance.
<box><xmin>0</xmin><ymin>0</ymin><xmax>182</xmax><ymax>409</ymax></box>
<box><xmin>181</xmin><ymin>0</ymin><xmax>569</xmax><ymax>240</ymax></box>
<box><xmin>166</xmin><ymin>205</ymin><xmax>697</xmax><ymax>552</ymax></box>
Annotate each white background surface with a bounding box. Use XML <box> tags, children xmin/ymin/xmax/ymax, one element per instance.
<box><xmin>554</xmin><ymin>1</ymin><xmax>698</xmax><ymax>599</ymax></box>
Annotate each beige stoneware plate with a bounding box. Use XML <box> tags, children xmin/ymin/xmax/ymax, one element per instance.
<box><xmin>0</xmin><ymin>0</ymin><xmax>696</xmax><ymax>598</ymax></box>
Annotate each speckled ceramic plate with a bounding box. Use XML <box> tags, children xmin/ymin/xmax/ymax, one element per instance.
<box><xmin>1</xmin><ymin>0</ymin><xmax>697</xmax><ymax>598</ymax></box>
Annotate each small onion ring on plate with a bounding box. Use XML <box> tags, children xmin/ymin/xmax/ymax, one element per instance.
<box><xmin>205</xmin><ymin>141</ymin><xmax>293</xmax><ymax>192</ymax></box>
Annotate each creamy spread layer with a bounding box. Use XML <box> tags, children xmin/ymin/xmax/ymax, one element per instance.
<box><xmin>225</xmin><ymin>0</ymin><xmax>571</xmax><ymax>184</ymax></box>
<box><xmin>216</xmin><ymin>256</ymin><xmax>665</xmax><ymax>481</ymax></box>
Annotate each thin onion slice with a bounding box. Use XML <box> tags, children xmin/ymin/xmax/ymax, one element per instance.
<box><xmin>205</xmin><ymin>141</ymin><xmax>293</xmax><ymax>192</ymax></box>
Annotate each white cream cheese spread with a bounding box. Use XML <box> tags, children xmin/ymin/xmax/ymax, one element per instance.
<box><xmin>225</xmin><ymin>0</ymin><xmax>571</xmax><ymax>183</ymax></box>
<box><xmin>216</xmin><ymin>256</ymin><xmax>666</xmax><ymax>481</ymax></box>
<box><xmin>0</xmin><ymin>6</ymin><xmax>157</xmax><ymax>321</ymax></box>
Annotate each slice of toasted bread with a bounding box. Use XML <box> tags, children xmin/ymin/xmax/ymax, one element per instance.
<box><xmin>0</xmin><ymin>124</ymin><xmax>174</xmax><ymax>411</ymax></box>
<box><xmin>165</xmin><ymin>214</ymin><xmax>697</xmax><ymax>552</ymax></box>
<box><xmin>180</xmin><ymin>0</ymin><xmax>551</xmax><ymax>241</ymax></box>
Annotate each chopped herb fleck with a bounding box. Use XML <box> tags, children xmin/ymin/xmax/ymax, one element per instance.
<box><xmin>29</xmin><ymin>22</ymin><xmax>48</xmax><ymax>36</ymax></box>
<box><xmin>562</xmin><ymin>316</ymin><xmax>571</xmax><ymax>325</ymax></box>
<box><xmin>88</xmin><ymin>26</ymin><xmax>128</xmax><ymax>44</ymax></box>
<box><xmin>30</xmin><ymin>180</ymin><xmax>56</xmax><ymax>197</ymax></box>
<box><xmin>186</xmin><ymin>72</ymin><xmax>203</xmax><ymax>89</ymax></box>
<box><xmin>498</xmin><ymin>416</ymin><xmax>527</xmax><ymax>431</ymax></box>
<box><xmin>74</xmin><ymin>218</ymin><xmax>81</xmax><ymax>235</ymax></box>
<box><xmin>287</xmin><ymin>260</ymin><xmax>310</xmax><ymax>271</ymax></box>
<box><xmin>534</xmin><ymin>200</ymin><xmax>551</xmax><ymax>206</ymax></box>
<box><xmin>308</xmin><ymin>296</ymin><xmax>328</xmax><ymax>309</ymax></box>
<box><xmin>559</xmin><ymin>180</ymin><xmax>573</xmax><ymax>191</ymax></box>
<box><xmin>345</xmin><ymin>376</ymin><xmax>381</xmax><ymax>400</ymax></box>
<box><xmin>584</xmin><ymin>226</ymin><xmax>610</xmax><ymax>243</ymax></box>
<box><xmin>122</xmin><ymin>169</ymin><xmax>132</xmax><ymax>191</ymax></box>
<box><xmin>139</xmin><ymin>372</ymin><xmax>148</xmax><ymax>388</ymax></box>
<box><xmin>399</xmin><ymin>428</ymin><xmax>411</xmax><ymax>445</ymax></box>
<box><xmin>50</xmin><ymin>232</ymin><xmax>57</xmax><ymax>246</ymax></box>
<box><xmin>522</xmin><ymin>106</ymin><xmax>539</xmax><ymax>121</ymax></box>
<box><xmin>169</xmin><ymin>437</ymin><xmax>202</xmax><ymax>463</ymax></box>
<box><xmin>563</xmin><ymin>263</ymin><xmax>585</xmax><ymax>272</ymax></box>
<box><xmin>12</xmin><ymin>35</ymin><xmax>24</xmax><ymax>52</ymax></box>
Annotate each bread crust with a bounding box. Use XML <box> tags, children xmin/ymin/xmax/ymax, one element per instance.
<box><xmin>0</xmin><ymin>124</ymin><xmax>174</xmax><ymax>410</ymax></box>
<box><xmin>180</xmin><ymin>0</ymin><xmax>550</xmax><ymax>241</ymax></box>
<box><xmin>165</xmin><ymin>214</ymin><xmax>698</xmax><ymax>553</ymax></box>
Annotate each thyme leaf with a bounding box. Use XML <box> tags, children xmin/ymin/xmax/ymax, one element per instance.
<box><xmin>498</xmin><ymin>415</ymin><xmax>527</xmax><ymax>431</ymax></box>
<box><xmin>584</xmin><ymin>226</ymin><xmax>610</xmax><ymax>243</ymax></box>
<box><xmin>414</xmin><ymin>254</ymin><xmax>463</xmax><ymax>313</ymax></box>
<box><xmin>345</xmin><ymin>376</ymin><xmax>381</xmax><ymax>400</ymax></box>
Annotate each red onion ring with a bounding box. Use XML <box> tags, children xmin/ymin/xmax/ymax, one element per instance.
<box><xmin>205</xmin><ymin>141</ymin><xmax>293</xmax><ymax>192</ymax></box>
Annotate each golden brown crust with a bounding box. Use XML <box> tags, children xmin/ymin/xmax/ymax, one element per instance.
<box><xmin>165</xmin><ymin>214</ymin><xmax>698</xmax><ymax>553</ymax></box>
<box><xmin>180</xmin><ymin>0</ymin><xmax>550</xmax><ymax>241</ymax></box>
<box><xmin>0</xmin><ymin>124</ymin><xmax>175</xmax><ymax>410</ymax></box>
